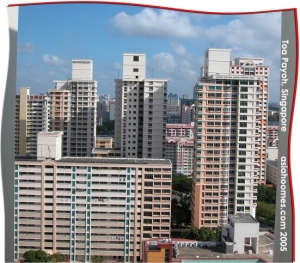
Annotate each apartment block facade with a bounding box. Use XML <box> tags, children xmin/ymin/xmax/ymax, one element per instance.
<box><xmin>267</xmin><ymin>125</ymin><xmax>279</xmax><ymax>147</ymax></box>
<box><xmin>14</xmin><ymin>155</ymin><xmax>172</xmax><ymax>262</ymax></box>
<box><xmin>165</xmin><ymin>124</ymin><xmax>194</xmax><ymax>176</ymax></box>
<box><xmin>192</xmin><ymin>48</ymin><xmax>268</xmax><ymax>228</ymax></box>
<box><xmin>15</xmin><ymin>87</ymin><xmax>48</xmax><ymax>156</ymax></box>
<box><xmin>48</xmin><ymin>60</ymin><xmax>97</xmax><ymax>157</ymax></box>
<box><xmin>114</xmin><ymin>53</ymin><xmax>168</xmax><ymax>158</ymax></box>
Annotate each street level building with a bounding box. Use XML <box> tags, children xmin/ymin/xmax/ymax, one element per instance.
<box><xmin>114</xmin><ymin>53</ymin><xmax>168</xmax><ymax>158</ymax></box>
<box><xmin>192</xmin><ymin>48</ymin><xmax>268</xmax><ymax>228</ymax></box>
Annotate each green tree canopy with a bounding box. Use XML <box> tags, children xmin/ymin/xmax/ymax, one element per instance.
<box><xmin>256</xmin><ymin>201</ymin><xmax>275</xmax><ymax>228</ymax></box>
<box><xmin>48</xmin><ymin>252</ymin><xmax>64</xmax><ymax>262</ymax></box>
<box><xmin>23</xmin><ymin>250</ymin><xmax>49</xmax><ymax>262</ymax></box>
<box><xmin>257</xmin><ymin>184</ymin><xmax>276</xmax><ymax>204</ymax></box>
<box><xmin>91</xmin><ymin>256</ymin><xmax>105</xmax><ymax>262</ymax></box>
<box><xmin>181</xmin><ymin>226</ymin><xmax>222</xmax><ymax>242</ymax></box>
<box><xmin>171</xmin><ymin>175</ymin><xmax>192</xmax><ymax>227</ymax></box>
<box><xmin>172</xmin><ymin>175</ymin><xmax>192</xmax><ymax>206</ymax></box>
<box><xmin>96</xmin><ymin>120</ymin><xmax>115</xmax><ymax>135</ymax></box>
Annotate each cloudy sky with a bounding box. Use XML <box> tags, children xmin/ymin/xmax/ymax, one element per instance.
<box><xmin>16</xmin><ymin>3</ymin><xmax>282</xmax><ymax>102</ymax></box>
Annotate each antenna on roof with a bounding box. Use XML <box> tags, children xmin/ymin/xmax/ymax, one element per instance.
<box><xmin>151</xmin><ymin>68</ymin><xmax>154</xmax><ymax>78</ymax></box>
<box><xmin>117</xmin><ymin>70</ymin><xmax>120</xmax><ymax>79</ymax></box>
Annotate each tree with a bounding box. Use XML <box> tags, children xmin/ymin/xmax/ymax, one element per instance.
<box><xmin>171</xmin><ymin>175</ymin><xmax>192</xmax><ymax>227</ymax></box>
<box><xmin>91</xmin><ymin>256</ymin><xmax>105</xmax><ymax>263</ymax></box>
<box><xmin>48</xmin><ymin>252</ymin><xmax>64</xmax><ymax>262</ymax></box>
<box><xmin>171</xmin><ymin>199</ymin><xmax>191</xmax><ymax>226</ymax></box>
<box><xmin>257</xmin><ymin>184</ymin><xmax>276</xmax><ymax>204</ymax></box>
<box><xmin>181</xmin><ymin>226</ymin><xmax>221</xmax><ymax>242</ymax></box>
<box><xmin>256</xmin><ymin>201</ymin><xmax>275</xmax><ymax>228</ymax></box>
<box><xmin>96</xmin><ymin>120</ymin><xmax>115</xmax><ymax>135</ymax></box>
<box><xmin>181</xmin><ymin>227</ymin><xmax>201</xmax><ymax>240</ymax></box>
<box><xmin>172</xmin><ymin>175</ymin><xmax>192</xmax><ymax>209</ymax></box>
<box><xmin>23</xmin><ymin>250</ymin><xmax>49</xmax><ymax>262</ymax></box>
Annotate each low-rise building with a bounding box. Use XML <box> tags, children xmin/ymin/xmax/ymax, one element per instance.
<box><xmin>266</xmin><ymin>160</ymin><xmax>278</xmax><ymax>186</ymax></box>
<box><xmin>95</xmin><ymin>137</ymin><xmax>114</xmax><ymax>148</ymax></box>
<box><xmin>222</xmin><ymin>214</ymin><xmax>260</xmax><ymax>255</ymax></box>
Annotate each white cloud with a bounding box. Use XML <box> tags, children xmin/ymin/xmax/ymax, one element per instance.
<box><xmin>18</xmin><ymin>42</ymin><xmax>35</xmax><ymax>54</ymax></box>
<box><xmin>201</xmin><ymin>12</ymin><xmax>281</xmax><ymax>59</ymax></box>
<box><xmin>149</xmin><ymin>52</ymin><xmax>176</xmax><ymax>73</ymax></box>
<box><xmin>111</xmin><ymin>8</ymin><xmax>198</xmax><ymax>38</ymax></box>
<box><xmin>170</xmin><ymin>42</ymin><xmax>187</xmax><ymax>55</ymax></box>
<box><xmin>43</xmin><ymin>54</ymin><xmax>66</xmax><ymax>66</ymax></box>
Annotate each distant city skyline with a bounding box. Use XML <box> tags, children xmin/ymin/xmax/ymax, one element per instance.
<box><xmin>16</xmin><ymin>3</ymin><xmax>281</xmax><ymax>102</ymax></box>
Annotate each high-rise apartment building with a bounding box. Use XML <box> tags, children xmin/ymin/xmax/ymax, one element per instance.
<box><xmin>48</xmin><ymin>60</ymin><xmax>97</xmax><ymax>157</ymax></box>
<box><xmin>14</xmin><ymin>134</ymin><xmax>172</xmax><ymax>262</ymax></box>
<box><xmin>192</xmin><ymin>48</ymin><xmax>268</xmax><ymax>228</ymax></box>
<box><xmin>165</xmin><ymin>124</ymin><xmax>194</xmax><ymax>176</ymax></box>
<box><xmin>114</xmin><ymin>53</ymin><xmax>168</xmax><ymax>158</ymax></box>
<box><xmin>15</xmin><ymin>87</ymin><xmax>48</xmax><ymax>156</ymax></box>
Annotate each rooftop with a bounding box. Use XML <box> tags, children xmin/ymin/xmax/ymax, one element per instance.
<box><xmin>267</xmin><ymin>160</ymin><xmax>278</xmax><ymax>167</ymax></box>
<box><xmin>229</xmin><ymin>214</ymin><xmax>258</xmax><ymax>224</ymax></box>
<box><xmin>16</xmin><ymin>156</ymin><xmax>172</xmax><ymax>166</ymax></box>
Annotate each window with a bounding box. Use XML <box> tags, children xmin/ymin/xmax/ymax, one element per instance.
<box><xmin>133</xmin><ymin>56</ymin><xmax>139</xmax><ymax>61</ymax></box>
<box><xmin>133</xmin><ymin>68</ymin><xmax>139</xmax><ymax>72</ymax></box>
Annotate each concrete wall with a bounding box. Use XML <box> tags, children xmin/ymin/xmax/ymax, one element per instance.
<box><xmin>232</xmin><ymin>223</ymin><xmax>259</xmax><ymax>253</ymax></box>
<box><xmin>123</xmin><ymin>53</ymin><xmax>146</xmax><ymax>80</ymax></box>
<box><xmin>72</xmin><ymin>60</ymin><xmax>93</xmax><ymax>80</ymax></box>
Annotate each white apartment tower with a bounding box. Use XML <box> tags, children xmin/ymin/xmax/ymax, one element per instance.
<box><xmin>48</xmin><ymin>60</ymin><xmax>97</xmax><ymax>157</ymax></box>
<box><xmin>15</xmin><ymin>87</ymin><xmax>48</xmax><ymax>156</ymax></box>
<box><xmin>192</xmin><ymin>48</ymin><xmax>268</xmax><ymax>228</ymax></box>
<box><xmin>115</xmin><ymin>53</ymin><xmax>168</xmax><ymax>158</ymax></box>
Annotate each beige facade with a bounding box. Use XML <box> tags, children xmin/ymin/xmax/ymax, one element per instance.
<box><xmin>95</xmin><ymin>137</ymin><xmax>114</xmax><ymax>148</ymax></box>
<box><xmin>48</xmin><ymin>60</ymin><xmax>97</xmax><ymax>157</ymax></box>
<box><xmin>14</xmin><ymin>157</ymin><xmax>172</xmax><ymax>262</ymax></box>
<box><xmin>192</xmin><ymin>48</ymin><xmax>268</xmax><ymax>228</ymax></box>
<box><xmin>15</xmin><ymin>87</ymin><xmax>48</xmax><ymax>156</ymax></box>
<box><xmin>266</xmin><ymin>160</ymin><xmax>278</xmax><ymax>185</ymax></box>
<box><xmin>114</xmin><ymin>53</ymin><xmax>168</xmax><ymax>159</ymax></box>
<box><xmin>165</xmin><ymin>124</ymin><xmax>194</xmax><ymax>176</ymax></box>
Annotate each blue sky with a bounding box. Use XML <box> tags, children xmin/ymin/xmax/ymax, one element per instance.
<box><xmin>16</xmin><ymin>3</ymin><xmax>281</xmax><ymax>102</ymax></box>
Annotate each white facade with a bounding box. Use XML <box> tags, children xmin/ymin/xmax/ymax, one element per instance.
<box><xmin>72</xmin><ymin>60</ymin><xmax>93</xmax><ymax>80</ymax></box>
<box><xmin>122</xmin><ymin>53</ymin><xmax>146</xmax><ymax>80</ymax></box>
<box><xmin>37</xmin><ymin>131</ymin><xmax>63</xmax><ymax>160</ymax></box>
<box><xmin>222</xmin><ymin>214</ymin><xmax>259</xmax><ymax>254</ymax></box>
<box><xmin>115</xmin><ymin>53</ymin><xmax>168</xmax><ymax>158</ymax></box>
<box><xmin>202</xmin><ymin>48</ymin><xmax>231</xmax><ymax>77</ymax></box>
<box><xmin>109</xmin><ymin>100</ymin><xmax>115</xmax><ymax>121</ymax></box>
